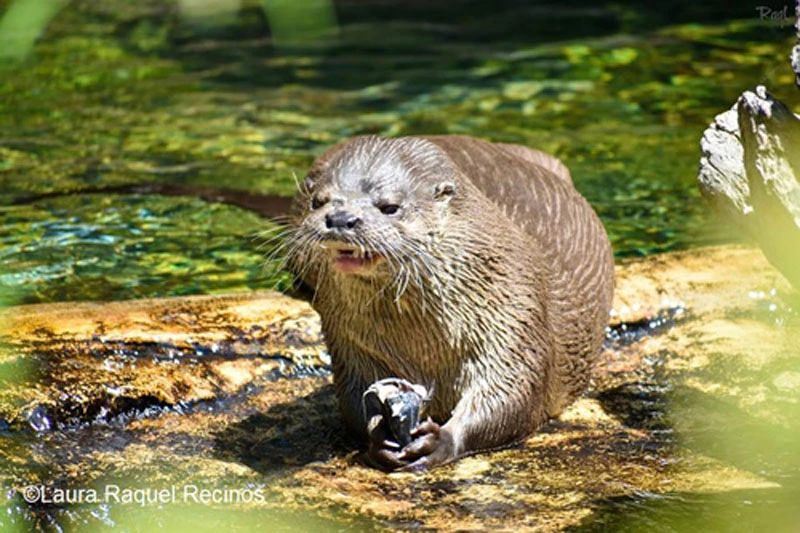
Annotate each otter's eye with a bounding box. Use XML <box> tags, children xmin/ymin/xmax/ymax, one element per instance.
<box><xmin>310</xmin><ymin>196</ymin><xmax>328</xmax><ymax>210</ymax></box>
<box><xmin>378</xmin><ymin>203</ymin><xmax>401</xmax><ymax>216</ymax></box>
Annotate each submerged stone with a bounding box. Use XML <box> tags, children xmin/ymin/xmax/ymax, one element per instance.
<box><xmin>24</xmin><ymin>405</ymin><xmax>51</xmax><ymax>433</ymax></box>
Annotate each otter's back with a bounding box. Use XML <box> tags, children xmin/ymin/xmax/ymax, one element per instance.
<box><xmin>426</xmin><ymin>135</ymin><xmax>614</xmax><ymax>412</ymax></box>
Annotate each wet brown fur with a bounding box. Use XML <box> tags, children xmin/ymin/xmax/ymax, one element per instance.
<box><xmin>286</xmin><ymin>135</ymin><xmax>614</xmax><ymax>463</ymax></box>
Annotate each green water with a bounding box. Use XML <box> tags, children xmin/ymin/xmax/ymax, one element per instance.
<box><xmin>1</xmin><ymin>0</ymin><xmax>797</xmax><ymax>305</ymax></box>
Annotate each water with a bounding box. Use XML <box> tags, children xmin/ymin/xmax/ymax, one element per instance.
<box><xmin>1</xmin><ymin>0</ymin><xmax>797</xmax><ymax>305</ymax></box>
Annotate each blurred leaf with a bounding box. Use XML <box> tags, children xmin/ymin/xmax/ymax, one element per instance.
<box><xmin>0</xmin><ymin>0</ymin><xmax>66</xmax><ymax>61</ymax></box>
<box><xmin>260</xmin><ymin>0</ymin><xmax>337</xmax><ymax>46</ymax></box>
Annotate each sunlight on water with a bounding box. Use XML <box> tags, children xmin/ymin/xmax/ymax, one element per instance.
<box><xmin>1</xmin><ymin>0</ymin><xmax>795</xmax><ymax>303</ymax></box>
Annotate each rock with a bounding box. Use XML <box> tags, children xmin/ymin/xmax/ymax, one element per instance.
<box><xmin>698</xmin><ymin>86</ymin><xmax>800</xmax><ymax>290</ymax></box>
<box><xmin>1</xmin><ymin>245</ymin><xmax>798</xmax><ymax>530</ymax></box>
<box><xmin>610</xmin><ymin>244</ymin><xmax>789</xmax><ymax>325</ymax></box>
<box><xmin>793</xmin><ymin>7</ymin><xmax>800</xmax><ymax>87</ymax></box>
<box><xmin>0</xmin><ymin>291</ymin><xmax>327</xmax><ymax>429</ymax></box>
<box><xmin>697</xmin><ymin>16</ymin><xmax>800</xmax><ymax>291</ymax></box>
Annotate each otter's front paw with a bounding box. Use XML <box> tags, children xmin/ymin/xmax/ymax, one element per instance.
<box><xmin>397</xmin><ymin>418</ymin><xmax>456</xmax><ymax>472</ymax></box>
<box><xmin>365</xmin><ymin>414</ymin><xmax>407</xmax><ymax>471</ymax></box>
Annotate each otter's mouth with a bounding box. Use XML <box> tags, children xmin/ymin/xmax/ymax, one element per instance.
<box><xmin>325</xmin><ymin>244</ymin><xmax>384</xmax><ymax>274</ymax></box>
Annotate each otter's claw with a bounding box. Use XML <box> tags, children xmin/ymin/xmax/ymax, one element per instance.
<box><xmin>365</xmin><ymin>414</ymin><xmax>406</xmax><ymax>470</ymax></box>
<box><xmin>396</xmin><ymin>418</ymin><xmax>456</xmax><ymax>471</ymax></box>
<box><xmin>398</xmin><ymin>417</ymin><xmax>440</xmax><ymax>460</ymax></box>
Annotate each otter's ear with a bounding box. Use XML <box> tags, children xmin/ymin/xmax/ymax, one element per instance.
<box><xmin>302</xmin><ymin>175</ymin><xmax>315</xmax><ymax>194</ymax></box>
<box><xmin>433</xmin><ymin>181</ymin><xmax>456</xmax><ymax>201</ymax></box>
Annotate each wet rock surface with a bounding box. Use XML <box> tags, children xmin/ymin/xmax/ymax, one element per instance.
<box><xmin>1</xmin><ymin>245</ymin><xmax>798</xmax><ymax>530</ymax></box>
<box><xmin>0</xmin><ymin>292</ymin><xmax>328</xmax><ymax>431</ymax></box>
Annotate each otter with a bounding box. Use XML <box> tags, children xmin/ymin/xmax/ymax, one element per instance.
<box><xmin>286</xmin><ymin>135</ymin><xmax>614</xmax><ymax>471</ymax></box>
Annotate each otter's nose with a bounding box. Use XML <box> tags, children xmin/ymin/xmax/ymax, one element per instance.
<box><xmin>325</xmin><ymin>210</ymin><xmax>362</xmax><ymax>230</ymax></box>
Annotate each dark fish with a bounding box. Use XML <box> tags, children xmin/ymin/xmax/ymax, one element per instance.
<box><xmin>362</xmin><ymin>378</ymin><xmax>429</xmax><ymax>447</ymax></box>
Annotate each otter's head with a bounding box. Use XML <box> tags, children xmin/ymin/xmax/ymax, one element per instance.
<box><xmin>287</xmin><ymin>136</ymin><xmax>458</xmax><ymax>288</ymax></box>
